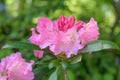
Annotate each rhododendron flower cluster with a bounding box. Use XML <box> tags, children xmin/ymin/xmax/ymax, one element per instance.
<box><xmin>29</xmin><ymin>15</ymin><xmax>99</xmax><ymax>58</ymax></box>
<box><xmin>0</xmin><ymin>52</ymin><xmax>34</xmax><ymax>80</ymax></box>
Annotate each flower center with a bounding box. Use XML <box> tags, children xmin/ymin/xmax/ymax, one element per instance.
<box><xmin>57</xmin><ymin>51</ymin><xmax>66</xmax><ymax>59</ymax></box>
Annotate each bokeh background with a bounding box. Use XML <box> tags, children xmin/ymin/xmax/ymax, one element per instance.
<box><xmin>0</xmin><ymin>0</ymin><xmax>120</xmax><ymax>80</ymax></box>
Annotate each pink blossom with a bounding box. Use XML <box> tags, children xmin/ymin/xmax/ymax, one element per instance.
<box><xmin>34</xmin><ymin>50</ymin><xmax>44</xmax><ymax>59</ymax></box>
<box><xmin>0</xmin><ymin>52</ymin><xmax>34</xmax><ymax>80</ymax></box>
<box><xmin>29</xmin><ymin>15</ymin><xmax>99</xmax><ymax>58</ymax></box>
<box><xmin>29</xmin><ymin>18</ymin><xmax>57</xmax><ymax>49</ymax></box>
<box><xmin>50</xmin><ymin>15</ymin><xmax>85</xmax><ymax>58</ymax></box>
<box><xmin>79</xmin><ymin>18</ymin><xmax>99</xmax><ymax>45</ymax></box>
<box><xmin>50</xmin><ymin>28</ymin><xmax>84</xmax><ymax>58</ymax></box>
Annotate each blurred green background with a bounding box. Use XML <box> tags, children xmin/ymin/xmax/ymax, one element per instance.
<box><xmin>0</xmin><ymin>0</ymin><xmax>120</xmax><ymax>80</ymax></box>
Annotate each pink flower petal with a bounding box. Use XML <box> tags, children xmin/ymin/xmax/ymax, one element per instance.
<box><xmin>29</xmin><ymin>18</ymin><xmax>57</xmax><ymax>49</ymax></box>
<box><xmin>79</xmin><ymin>18</ymin><xmax>99</xmax><ymax>45</ymax></box>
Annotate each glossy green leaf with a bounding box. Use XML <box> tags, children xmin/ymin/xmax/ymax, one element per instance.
<box><xmin>2</xmin><ymin>41</ymin><xmax>39</xmax><ymax>50</ymax></box>
<box><xmin>49</xmin><ymin>70</ymin><xmax>57</xmax><ymax>80</ymax></box>
<box><xmin>49</xmin><ymin>60</ymin><xmax>59</xmax><ymax>69</ymax></box>
<box><xmin>79</xmin><ymin>40</ymin><xmax>119</xmax><ymax>53</ymax></box>
<box><xmin>70</xmin><ymin>55</ymin><xmax>82</xmax><ymax>64</ymax></box>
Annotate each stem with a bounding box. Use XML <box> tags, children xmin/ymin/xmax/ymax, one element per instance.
<box><xmin>64</xmin><ymin>69</ymin><xmax>68</xmax><ymax>80</ymax></box>
<box><xmin>61</xmin><ymin>60</ymin><xmax>68</xmax><ymax>80</ymax></box>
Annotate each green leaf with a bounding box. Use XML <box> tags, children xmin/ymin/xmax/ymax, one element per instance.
<box><xmin>2</xmin><ymin>41</ymin><xmax>39</xmax><ymax>50</ymax></box>
<box><xmin>67</xmin><ymin>69</ymin><xmax>76</xmax><ymax>80</ymax></box>
<box><xmin>79</xmin><ymin>40</ymin><xmax>119</xmax><ymax>53</ymax></box>
<box><xmin>49</xmin><ymin>60</ymin><xmax>59</xmax><ymax>69</ymax></box>
<box><xmin>33</xmin><ymin>67</ymin><xmax>42</xmax><ymax>80</ymax></box>
<box><xmin>49</xmin><ymin>70</ymin><xmax>57</xmax><ymax>80</ymax></box>
<box><xmin>33</xmin><ymin>66</ymin><xmax>49</xmax><ymax>80</ymax></box>
<box><xmin>103</xmin><ymin>73</ymin><xmax>114</xmax><ymax>80</ymax></box>
<box><xmin>70</xmin><ymin>55</ymin><xmax>82</xmax><ymax>64</ymax></box>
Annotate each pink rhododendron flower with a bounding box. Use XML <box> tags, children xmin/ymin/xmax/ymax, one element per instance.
<box><xmin>29</xmin><ymin>15</ymin><xmax>99</xmax><ymax>58</ymax></box>
<box><xmin>0</xmin><ymin>52</ymin><xmax>34</xmax><ymax>80</ymax></box>
<box><xmin>50</xmin><ymin>28</ymin><xmax>84</xmax><ymax>58</ymax></box>
<box><xmin>29</xmin><ymin>18</ymin><xmax>57</xmax><ymax>49</ymax></box>
<box><xmin>34</xmin><ymin>50</ymin><xmax>44</xmax><ymax>59</ymax></box>
<box><xmin>79</xmin><ymin>18</ymin><xmax>99</xmax><ymax>45</ymax></box>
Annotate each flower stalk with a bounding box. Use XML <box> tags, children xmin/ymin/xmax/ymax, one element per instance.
<box><xmin>64</xmin><ymin>68</ymin><xmax>68</xmax><ymax>80</ymax></box>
